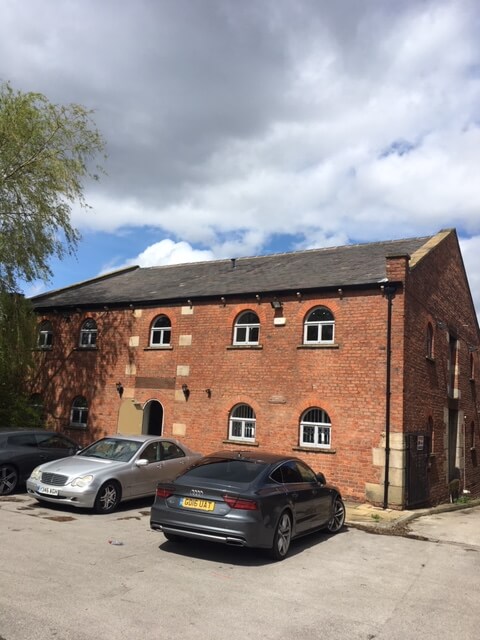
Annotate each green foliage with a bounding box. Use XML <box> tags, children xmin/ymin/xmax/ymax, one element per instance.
<box><xmin>0</xmin><ymin>81</ymin><xmax>105</xmax><ymax>292</ymax></box>
<box><xmin>0</xmin><ymin>291</ymin><xmax>41</xmax><ymax>426</ymax></box>
<box><xmin>0</xmin><ymin>81</ymin><xmax>105</xmax><ymax>424</ymax></box>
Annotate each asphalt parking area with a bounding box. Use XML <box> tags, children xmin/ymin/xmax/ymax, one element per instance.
<box><xmin>2</xmin><ymin>494</ymin><xmax>480</xmax><ymax>640</ymax></box>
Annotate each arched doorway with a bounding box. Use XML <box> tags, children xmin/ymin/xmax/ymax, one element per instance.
<box><xmin>142</xmin><ymin>400</ymin><xmax>164</xmax><ymax>436</ymax></box>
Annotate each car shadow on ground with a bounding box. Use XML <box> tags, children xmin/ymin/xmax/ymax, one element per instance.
<box><xmin>3</xmin><ymin>491</ymin><xmax>155</xmax><ymax>518</ymax></box>
<box><xmin>157</xmin><ymin>526</ymin><xmax>348</xmax><ymax>567</ymax></box>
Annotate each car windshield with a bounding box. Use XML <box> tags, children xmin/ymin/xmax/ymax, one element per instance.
<box><xmin>79</xmin><ymin>438</ymin><xmax>142</xmax><ymax>462</ymax></box>
<box><xmin>182</xmin><ymin>458</ymin><xmax>267</xmax><ymax>484</ymax></box>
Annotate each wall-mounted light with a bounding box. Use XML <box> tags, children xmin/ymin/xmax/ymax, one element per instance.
<box><xmin>468</xmin><ymin>345</ymin><xmax>478</xmax><ymax>353</ymax></box>
<box><xmin>255</xmin><ymin>294</ymin><xmax>261</xmax><ymax>302</ymax></box>
<box><xmin>296</xmin><ymin>292</ymin><xmax>302</xmax><ymax>300</ymax></box>
<box><xmin>116</xmin><ymin>382</ymin><xmax>124</xmax><ymax>398</ymax></box>
<box><xmin>270</xmin><ymin>298</ymin><xmax>283</xmax><ymax>309</ymax></box>
<box><xmin>205</xmin><ymin>388</ymin><xmax>212</xmax><ymax>398</ymax></box>
<box><xmin>182</xmin><ymin>383</ymin><xmax>190</xmax><ymax>400</ymax></box>
<box><xmin>187</xmin><ymin>299</ymin><xmax>193</xmax><ymax>308</ymax></box>
<box><xmin>103</xmin><ymin>305</ymin><xmax>109</xmax><ymax>311</ymax></box>
<box><xmin>220</xmin><ymin>297</ymin><xmax>226</xmax><ymax>306</ymax></box>
<box><xmin>436</xmin><ymin>320</ymin><xmax>447</xmax><ymax>330</ymax></box>
<box><xmin>338</xmin><ymin>288</ymin><xmax>343</xmax><ymax>299</ymax></box>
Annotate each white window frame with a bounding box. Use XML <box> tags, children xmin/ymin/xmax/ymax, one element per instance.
<box><xmin>233</xmin><ymin>311</ymin><xmax>260</xmax><ymax>346</ymax></box>
<box><xmin>150</xmin><ymin>315</ymin><xmax>172</xmax><ymax>346</ymax></box>
<box><xmin>300</xmin><ymin>408</ymin><xmax>331</xmax><ymax>449</ymax></box>
<box><xmin>38</xmin><ymin>321</ymin><xmax>53</xmax><ymax>349</ymax></box>
<box><xmin>426</xmin><ymin>323</ymin><xmax>434</xmax><ymax>359</ymax></box>
<box><xmin>70</xmin><ymin>396</ymin><xmax>88</xmax><ymax>427</ymax></box>
<box><xmin>303</xmin><ymin>307</ymin><xmax>335</xmax><ymax>345</ymax></box>
<box><xmin>79</xmin><ymin>319</ymin><xmax>97</xmax><ymax>348</ymax></box>
<box><xmin>229</xmin><ymin>404</ymin><xmax>256</xmax><ymax>442</ymax></box>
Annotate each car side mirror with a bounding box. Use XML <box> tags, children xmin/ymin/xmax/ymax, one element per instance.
<box><xmin>316</xmin><ymin>472</ymin><xmax>326</xmax><ymax>485</ymax></box>
<box><xmin>136</xmin><ymin>458</ymin><xmax>148</xmax><ymax>467</ymax></box>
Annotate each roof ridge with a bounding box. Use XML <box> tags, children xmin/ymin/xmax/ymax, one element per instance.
<box><xmin>142</xmin><ymin>234</ymin><xmax>434</xmax><ymax>271</ymax></box>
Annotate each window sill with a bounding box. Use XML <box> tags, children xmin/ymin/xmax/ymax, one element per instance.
<box><xmin>222</xmin><ymin>439</ymin><xmax>259</xmax><ymax>447</ymax></box>
<box><xmin>144</xmin><ymin>346</ymin><xmax>173</xmax><ymax>351</ymax></box>
<box><xmin>293</xmin><ymin>446</ymin><xmax>336</xmax><ymax>454</ymax></box>
<box><xmin>297</xmin><ymin>344</ymin><xmax>339</xmax><ymax>350</ymax></box>
<box><xmin>425</xmin><ymin>356</ymin><xmax>435</xmax><ymax>363</ymax></box>
<box><xmin>227</xmin><ymin>345</ymin><xmax>263</xmax><ymax>350</ymax></box>
<box><xmin>34</xmin><ymin>347</ymin><xmax>53</xmax><ymax>352</ymax></box>
<box><xmin>66</xmin><ymin>424</ymin><xmax>88</xmax><ymax>431</ymax></box>
<box><xmin>74</xmin><ymin>346</ymin><xmax>98</xmax><ymax>351</ymax></box>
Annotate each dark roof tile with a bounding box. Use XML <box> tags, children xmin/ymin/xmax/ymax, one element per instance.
<box><xmin>31</xmin><ymin>234</ymin><xmax>434</xmax><ymax>309</ymax></box>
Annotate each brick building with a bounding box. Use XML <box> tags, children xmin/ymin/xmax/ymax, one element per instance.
<box><xmin>31</xmin><ymin>228</ymin><xmax>480</xmax><ymax>508</ymax></box>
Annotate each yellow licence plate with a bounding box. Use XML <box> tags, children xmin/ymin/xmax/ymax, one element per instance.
<box><xmin>181</xmin><ymin>497</ymin><xmax>215</xmax><ymax>511</ymax></box>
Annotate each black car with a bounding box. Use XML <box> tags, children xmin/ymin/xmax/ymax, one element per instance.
<box><xmin>0</xmin><ymin>428</ymin><xmax>81</xmax><ymax>495</ymax></box>
<box><xmin>150</xmin><ymin>450</ymin><xmax>345</xmax><ymax>561</ymax></box>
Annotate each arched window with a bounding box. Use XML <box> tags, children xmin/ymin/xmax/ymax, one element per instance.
<box><xmin>233</xmin><ymin>311</ymin><xmax>259</xmax><ymax>345</ymax></box>
<box><xmin>426</xmin><ymin>323</ymin><xmax>434</xmax><ymax>359</ymax></box>
<box><xmin>70</xmin><ymin>396</ymin><xmax>88</xmax><ymax>427</ymax></box>
<box><xmin>79</xmin><ymin>319</ymin><xmax>97</xmax><ymax>348</ymax></box>
<box><xmin>303</xmin><ymin>307</ymin><xmax>334</xmax><ymax>344</ymax></box>
<box><xmin>150</xmin><ymin>315</ymin><xmax>172</xmax><ymax>346</ymax></box>
<box><xmin>229</xmin><ymin>404</ymin><xmax>256</xmax><ymax>442</ymax></box>
<box><xmin>300</xmin><ymin>407</ymin><xmax>331</xmax><ymax>448</ymax></box>
<box><xmin>38</xmin><ymin>320</ymin><xmax>53</xmax><ymax>349</ymax></box>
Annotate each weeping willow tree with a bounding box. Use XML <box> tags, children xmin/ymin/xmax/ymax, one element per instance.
<box><xmin>0</xmin><ymin>82</ymin><xmax>105</xmax><ymax>425</ymax></box>
<box><xmin>0</xmin><ymin>291</ymin><xmax>39</xmax><ymax>426</ymax></box>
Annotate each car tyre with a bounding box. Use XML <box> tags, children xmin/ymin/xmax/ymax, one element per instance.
<box><xmin>327</xmin><ymin>496</ymin><xmax>345</xmax><ymax>533</ymax></box>
<box><xmin>0</xmin><ymin>464</ymin><xmax>18</xmax><ymax>495</ymax></box>
<box><xmin>271</xmin><ymin>510</ymin><xmax>292</xmax><ymax>561</ymax></box>
<box><xmin>94</xmin><ymin>481</ymin><xmax>121</xmax><ymax>514</ymax></box>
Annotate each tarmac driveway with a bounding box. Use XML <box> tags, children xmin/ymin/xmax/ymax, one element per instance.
<box><xmin>1</xmin><ymin>495</ymin><xmax>480</xmax><ymax>640</ymax></box>
<box><xmin>406</xmin><ymin>504</ymin><xmax>480</xmax><ymax>548</ymax></box>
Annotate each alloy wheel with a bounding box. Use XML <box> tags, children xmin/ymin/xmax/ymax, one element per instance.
<box><xmin>271</xmin><ymin>511</ymin><xmax>292</xmax><ymax>561</ymax></box>
<box><xmin>0</xmin><ymin>465</ymin><xmax>18</xmax><ymax>495</ymax></box>
<box><xmin>327</xmin><ymin>497</ymin><xmax>345</xmax><ymax>533</ymax></box>
<box><xmin>94</xmin><ymin>481</ymin><xmax>120</xmax><ymax>513</ymax></box>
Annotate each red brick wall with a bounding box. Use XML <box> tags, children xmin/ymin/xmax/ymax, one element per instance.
<box><xmin>404</xmin><ymin>231</ymin><xmax>480</xmax><ymax>504</ymax></box>
<box><xmin>32</xmin><ymin>231</ymin><xmax>480</xmax><ymax>506</ymax></box>
<box><xmin>34</xmin><ymin>288</ymin><xmax>402</xmax><ymax>503</ymax></box>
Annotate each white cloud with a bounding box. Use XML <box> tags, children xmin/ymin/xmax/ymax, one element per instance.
<box><xmin>1</xmin><ymin>0</ymin><xmax>480</xmax><ymax>311</ymax></box>
<box><xmin>105</xmin><ymin>239</ymin><xmax>215</xmax><ymax>272</ymax></box>
<box><xmin>459</xmin><ymin>235</ymin><xmax>480</xmax><ymax>325</ymax></box>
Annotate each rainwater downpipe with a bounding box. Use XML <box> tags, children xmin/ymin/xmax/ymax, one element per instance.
<box><xmin>383</xmin><ymin>285</ymin><xmax>396</xmax><ymax>510</ymax></box>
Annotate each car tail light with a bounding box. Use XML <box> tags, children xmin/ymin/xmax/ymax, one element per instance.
<box><xmin>223</xmin><ymin>495</ymin><xmax>258</xmax><ymax>510</ymax></box>
<box><xmin>156</xmin><ymin>487</ymin><xmax>173</xmax><ymax>498</ymax></box>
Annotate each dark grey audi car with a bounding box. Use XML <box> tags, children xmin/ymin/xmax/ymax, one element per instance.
<box><xmin>150</xmin><ymin>450</ymin><xmax>345</xmax><ymax>560</ymax></box>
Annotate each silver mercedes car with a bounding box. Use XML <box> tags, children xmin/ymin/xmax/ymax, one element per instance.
<box><xmin>26</xmin><ymin>434</ymin><xmax>202</xmax><ymax>513</ymax></box>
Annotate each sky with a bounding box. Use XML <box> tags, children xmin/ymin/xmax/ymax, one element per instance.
<box><xmin>1</xmin><ymin>0</ymin><xmax>480</xmax><ymax>318</ymax></box>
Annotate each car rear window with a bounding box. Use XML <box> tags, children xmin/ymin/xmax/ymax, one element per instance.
<box><xmin>7</xmin><ymin>434</ymin><xmax>38</xmax><ymax>448</ymax></box>
<box><xmin>182</xmin><ymin>459</ymin><xmax>267</xmax><ymax>483</ymax></box>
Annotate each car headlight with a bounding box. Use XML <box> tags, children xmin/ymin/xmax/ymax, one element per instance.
<box><xmin>30</xmin><ymin>467</ymin><xmax>42</xmax><ymax>480</ymax></box>
<box><xmin>70</xmin><ymin>475</ymin><xmax>94</xmax><ymax>488</ymax></box>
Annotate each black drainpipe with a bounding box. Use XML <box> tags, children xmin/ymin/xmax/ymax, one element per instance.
<box><xmin>383</xmin><ymin>285</ymin><xmax>397</xmax><ymax>510</ymax></box>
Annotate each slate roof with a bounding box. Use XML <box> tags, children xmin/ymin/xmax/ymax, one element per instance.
<box><xmin>31</xmin><ymin>234</ymin><xmax>435</xmax><ymax>310</ymax></box>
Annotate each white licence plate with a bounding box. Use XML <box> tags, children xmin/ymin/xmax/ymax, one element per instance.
<box><xmin>37</xmin><ymin>485</ymin><xmax>59</xmax><ymax>496</ymax></box>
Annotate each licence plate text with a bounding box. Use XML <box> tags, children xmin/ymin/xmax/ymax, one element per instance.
<box><xmin>180</xmin><ymin>497</ymin><xmax>215</xmax><ymax>511</ymax></box>
<box><xmin>37</xmin><ymin>485</ymin><xmax>59</xmax><ymax>496</ymax></box>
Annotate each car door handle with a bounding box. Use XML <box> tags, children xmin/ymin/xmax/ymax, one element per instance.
<box><xmin>291</xmin><ymin>493</ymin><xmax>299</xmax><ymax>500</ymax></box>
